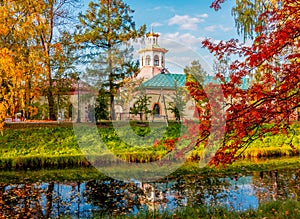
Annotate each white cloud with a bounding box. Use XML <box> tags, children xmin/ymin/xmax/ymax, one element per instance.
<box><xmin>219</xmin><ymin>25</ymin><xmax>232</xmax><ymax>32</ymax></box>
<box><xmin>197</xmin><ymin>13</ymin><xmax>209</xmax><ymax>18</ymax></box>
<box><xmin>130</xmin><ymin>32</ymin><xmax>214</xmax><ymax>73</ymax></box>
<box><xmin>150</xmin><ymin>6</ymin><xmax>175</xmax><ymax>12</ymax></box>
<box><xmin>204</xmin><ymin>25</ymin><xmax>232</xmax><ymax>32</ymax></box>
<box><xmin>168</xmin><ymin>14</ymin><xmax>205</xmax><ymax>31</ymax></box>
<box><xmin>204</xmin><ymin>25</ymin><xmax>217</xmax><ymax>32</ymax></box>
<box><xmin>151</xmin><ymin>22</ymin><xmax>163</xmax><ymax>27</ymax></box>
<box><xmin>158</xmin><ymin>32</ymin><xmax>213</xmax><ymax>73</ymax></box>
<box><xmin>163</xmin><ymin>32</ymin><xmax>205</xmax><ymax>47</ymax></box>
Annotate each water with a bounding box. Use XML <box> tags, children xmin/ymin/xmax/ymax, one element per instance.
<box><xmin>0</xmin><ymin>165</ymin><xmax>300</xmax><ymax>218</ymax></box>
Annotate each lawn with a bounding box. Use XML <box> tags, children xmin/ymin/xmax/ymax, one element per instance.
<box><xmin>0</xmin><ymin>121</ymin><xmax>299</xmax><ymax>169</ymax></box>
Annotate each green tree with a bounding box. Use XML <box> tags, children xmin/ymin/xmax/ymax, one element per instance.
<box><xmin>75</xmin><ymin>0</ymin><xmax>146</xmax><ymax>120</ymax></box>
<box><xmin>168</xmin><ymin>81</ymin><xmax>186</xmax><ymax>121</ymax></box>
<box><xmin>231</xmin><ymin>0</ymin><xmax>276</xmax><ymax>41</ymax></box>
<box><xmin>114</xmin><ymin>77</ymin><xmax>144</xmax><ymax>112</ymax></box>
<box><xmin>184</xmin><ymin>60</ymin><xmax>208</xmax><ymax>109</ymax></box>
<box><xmin>130</xmin><ymin>94</ymin><xmax>152</xmax><ymax>121</ymax></box>
<box><xmin>184</xmin><ymin>60</ymin><xmax>207</xmax><ymax>85</ymax></box>
<box><xmin>94</xmin><ymin>87</ymin><xmax>110</xmax><ymax>121</ymax></box>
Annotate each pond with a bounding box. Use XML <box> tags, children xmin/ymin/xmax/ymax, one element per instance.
<box><xmin>1</xmin><ymin>158</ymin><xmax>300</xmax><ymax>218</ymax></box>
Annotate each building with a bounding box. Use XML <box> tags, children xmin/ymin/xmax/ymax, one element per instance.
<box><xmin>117</xmin><ymin>31</ymin><xmax>198</xmax><ymax>121</ymax></box>
<box><xmin>30</xmin><ymin>79</ymin><xmax>95</xmax><ymax>122</ymax></box>
<box><xmin>136</xmin><ymin>32</ymin><xmax>169</xmax><ymax>80</ymax></box>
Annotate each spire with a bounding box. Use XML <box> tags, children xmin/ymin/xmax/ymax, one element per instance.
<box><xmin>146</xmin><ymin>27</ymin><xmax>159</xmax><ymax>46</ymax></box>
<box><xmin>137</xmin><ymin>30</ymin><xmax>168</xmax><ymax>80</ymax></box>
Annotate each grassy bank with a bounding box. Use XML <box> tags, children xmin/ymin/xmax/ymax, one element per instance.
<box><xmin>0</xmin><ymin>122</ymin><xmax>182</xmax><ymax>169</ymax></box>
<box><xmin>238</xmin><ymin>123</ymin><xmax>300</xmax><ymax>158</ymax></box>
<box><xmin>107</xmin><ymin>199</ymin><xmax>300</xmax><ymax>219</ymax></box>
<box><xmin>0</xmin><ymin>122</ymin><xmax>299</xmax><ymax>169</ymax></box>
<box><xmin>1</xmin><ymin>155</ymin><xmax>300</xmax><ymax>184</ymax></box>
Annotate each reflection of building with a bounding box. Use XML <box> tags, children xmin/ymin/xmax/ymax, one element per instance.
<box><xmin>135</xmin><ymin>180</ymin><xmax>173</xmax><ymax>212</ymax></box>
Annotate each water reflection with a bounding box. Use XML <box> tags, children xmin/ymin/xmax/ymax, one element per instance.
<box><xmin>84</xmin><ymin>179</ymin><xmax>143</xmax><ymax>216</ymax></box>
<box><xmin>0</xmin><ymin>168</ymin><xmax>300</xmax><ymax>218</ymax></box>
<box><xmin>253</xmin><ymin>169</ymin><xmax>300</xmax><ymax>204</ymax></box>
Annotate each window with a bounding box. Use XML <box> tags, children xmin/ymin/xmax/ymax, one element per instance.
<box><xmin>68</xmin><ymin>104</ymin><xmax>73</xmax><ymax>119</ymax></box>
<box><xmin>146</xmin><ymin>55</ymin><xmax>151</xmax><ymax>65</ymax></box>
<box><xmin>154</xmin><ymin>55</ymin><xmax>159</xmax><ymax>66</ymax></box>
<box><xmin>153</xmin><ymin>103</ymin><xmax>160</xmax><ymax>117</ymax></box>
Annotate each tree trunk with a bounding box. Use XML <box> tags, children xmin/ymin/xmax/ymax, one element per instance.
<box><xmin>48</xmin><ymin>88</ymin><xmax>56</xmax><ymax>120</ymax></box>
<box><xmin>108</xmin><ymin>46</ymin><xmax>115</xmax><ymax>120</ymax></box>
<box><xmin>110</xmin><ymin>93</ymin><xmax>115</xmax><ymax>120</ymax></box>
<box><xmin>140</xmin><ymin>113</ymin><xmax>143</xmax><ymax>121</ymax></box>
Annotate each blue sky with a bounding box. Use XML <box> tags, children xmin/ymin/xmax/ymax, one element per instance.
<box><xmin>80</xmin><ymin>0</ymin><xmax>242</xmax><ymax>74</ymax></box>
<box><xmin>125</xmin><ymin>0</ymin><xmax>238</xmax><ymax>40</ymax></box>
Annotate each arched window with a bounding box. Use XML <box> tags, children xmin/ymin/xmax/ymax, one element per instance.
<box><xmin>141</xmin><ymin>56</ymin><xmax>144</xmax><ymax>66</ymax></box>
<box><xmin>146</xmin><ymin>55</ymin><xmax>151</xmax><ymax>65</ymax></box>
<box><xmin>153</xmin><ymin>103</ymin><xmax>160</xmax><ymax>117</ymax></box>
<box><xmin>154</xmin><ymin>55</ymin><xmax>159</xmax><ymax>66</ymax></box>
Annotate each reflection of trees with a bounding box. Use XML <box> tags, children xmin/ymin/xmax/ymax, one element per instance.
<box><xmin>84</xmin><ymin>179</ymin><xmax>144</xmax><ymax>217</ymax></box>
<box><xmin>168</xmin><ymin>175</ymin><xmax>231</xmax><ymax>208</ymax></box>
<box><xmin>46</xmin><ymin>182</ymin><xmax>54</xmax><ymax>218</ymax></box>
<box><xmin>0</xmin><ymin>181</ymin><xmax>84</xmax><ymax>218</ymax></box>
<box><xmin>1</xmin><ymin>169</ymin><xmax>300</xmax><ymax>217</ymax></box>
<box><xmin>253</xmin><ymin>169</ymin><xmax>300</xmax><ymax>205</ymax></box>
<box><xmin>135</xmin><ymin>175</ymin><xmax>233</xmax><ymax>212</ymax></box>
<box><xmin>0</xmin><ymin>183</ymin><xmax>44</xmax><ymax>218</ymax></box>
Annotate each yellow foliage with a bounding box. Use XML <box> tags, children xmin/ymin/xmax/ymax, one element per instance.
<box><xmin>0</xmin><ymin>0</ymin><xmax>46</xmax><ymax>130</ymax></box>
<box><xmin>27</xmin><ymin>106</ymin><xmax>39</xmax><ymax>117</ymax></box>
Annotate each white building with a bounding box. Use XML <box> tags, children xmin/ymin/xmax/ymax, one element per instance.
<box><xmin>117</xmin><ymin>31</ymin><xmax>198</xmax><ymax>121</ymax></box>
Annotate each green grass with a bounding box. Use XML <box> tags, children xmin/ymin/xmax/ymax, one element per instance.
<box><xmin>1</xmin><ymin>155</ymin><xmax>299</xmax><ymax>184</ymax></box>
<box><xmin>0</xmin><ymin>122</ymin><xmax>183</xmax><ymax>169</ymax></box>
<box><xmin>237</xmin><ymin>123</ymin><xmax>300</xmax><ymax>158</ymax></box>
<box><xmin>0</xmin><ymin>122</ymin><xmax>300</xmax><ymax>169</ymax></box>
<box><xmin>86</xmin><ymin>199</ymin><xmax>300</xmax><ymax>219</ymax></box>
<box><xmin>0</xmin><ymin>126</ymin><xmax>88</xmax><ymax>169</ymax></box>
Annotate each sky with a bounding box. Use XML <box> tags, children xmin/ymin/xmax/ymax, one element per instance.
<box><xmin>80</xmin><ymin>0</ymin><xmax>242</xmax><ymax>74</ymax></box>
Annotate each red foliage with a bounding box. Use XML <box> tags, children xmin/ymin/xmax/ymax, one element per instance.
<box><xmin>210</xmin><ymin>0</ymin><xmax>225</xmax><ymax>11</ymax></box>
<box><xmin>185</xmin><ymin>0</ymin><xmax>300</xmax><ymax>166</ymax></box>
<box><xmin>153</xmin><ymin>138</ymin><xmax>178</xmax><ymax>152</ymax></box>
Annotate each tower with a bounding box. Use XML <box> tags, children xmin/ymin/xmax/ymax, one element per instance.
<box><xmin>137</xmin><ymin>31</ymin><xmax>168</xmax><ymax>80</ymax></box>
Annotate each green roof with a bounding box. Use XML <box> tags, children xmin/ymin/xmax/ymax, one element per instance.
<box><xmin>141</xmin><ymin>73</ymin><xmax>186</xmax><ymax>89</ymax></box>
<box><xmin>141</xmin><ymin>73</ymin><xmax>249</xmax><ymax>90</ymax></box>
